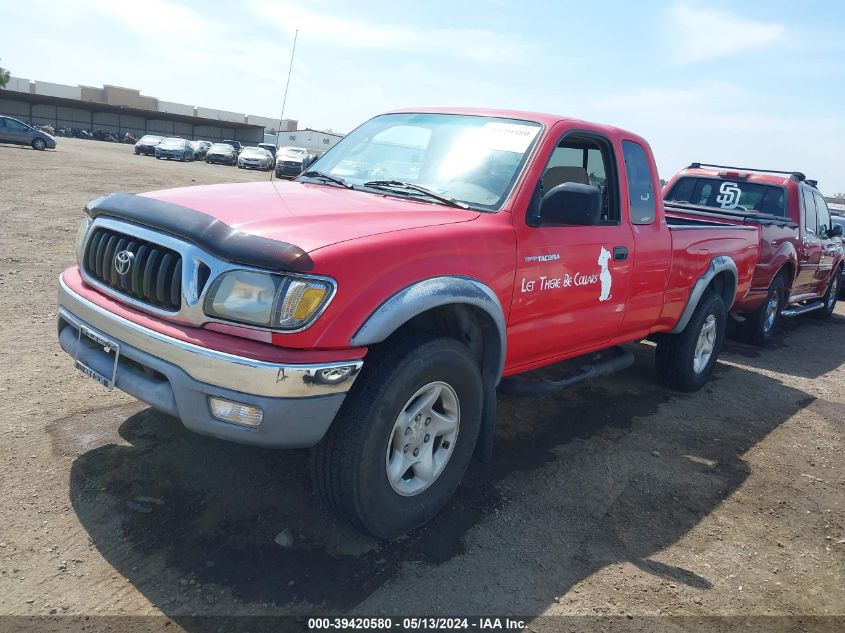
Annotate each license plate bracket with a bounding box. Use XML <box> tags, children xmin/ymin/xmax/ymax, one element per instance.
<box><xmin>74</xmin><ymin>325</ymin><xmax>120</xmax><ymax>390</ymax></box>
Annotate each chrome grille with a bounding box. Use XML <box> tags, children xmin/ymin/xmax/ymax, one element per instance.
<box><xmin>83</xmin><ymin>227</ymin><xmax>182</xmax><ymax>310</ymax></box>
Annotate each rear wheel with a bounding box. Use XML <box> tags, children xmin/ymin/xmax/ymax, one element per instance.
<box><xmin>741</xmin><ymin>276</ymin><xmax>785</xmax><ymax>345</ymax></box>
<box><xmin>312</xmin><ymin>335</ymin><xmax>482</xmax><ymax>539</ymax></box>
<box><xmin>656</xmin><ymin>290</ymin><xmax>726</xmax><ymax>392</ymax></box>
<box><xmin>811</xmin><ymin>271</ymin><xmax>840</xmax><ymax>319</ymax></box>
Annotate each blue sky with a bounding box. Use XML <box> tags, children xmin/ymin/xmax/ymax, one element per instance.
<box><xmin>3</xmin><ymin>0</ymin><xmax>844</xmax><ymax>192</ymax></box>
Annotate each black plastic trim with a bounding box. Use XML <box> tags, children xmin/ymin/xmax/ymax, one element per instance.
<box><xmin>85</xmin><ymin>192</ymin><xmax>314</xmax><ymax>272</ymax></box>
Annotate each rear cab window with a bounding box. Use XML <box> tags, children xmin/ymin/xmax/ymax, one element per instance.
<box><xmin>666</xmin><ymin>177</ymin><xmax>786</xmax><ymax>217</ymax></box>
<box><xmin>621</xmin><ymin>140</ymin><xmax>655</xmax><ymax>225</ymax></box>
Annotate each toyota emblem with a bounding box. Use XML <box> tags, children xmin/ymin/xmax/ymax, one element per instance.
<box><xmin>114</xmin><ymin>250</ymin><xmax>134</xmax><ymax>276</ymax></box>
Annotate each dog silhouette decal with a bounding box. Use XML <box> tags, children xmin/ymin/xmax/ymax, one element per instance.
<box><xmin>598</xmin><ymin>246</ymin><xmax>612</xmax><ymax>301</ymax></box>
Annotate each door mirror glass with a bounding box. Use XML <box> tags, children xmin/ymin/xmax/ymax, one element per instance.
<box><xmin>539</xmin><ymin>182</ymin><xmax>602</xmax><ymax>226</ymax></box>
<box><xmin>828</xmin><ymin>223</ymin><xmax>843</xmax><ymax>238</ymax></box>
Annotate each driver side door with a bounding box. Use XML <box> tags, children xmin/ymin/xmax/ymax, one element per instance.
<box><xmin>507</xmin><ymin>128</ymin><xmax>633</xmax><ymax>370</ymax></box>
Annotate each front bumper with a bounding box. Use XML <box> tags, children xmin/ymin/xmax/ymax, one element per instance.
<box><xmin>56</xmin><ymin>275</ymin><xmax>363</xmax><ymax>447</ymax></box>
<box><xmin>135</xmin><ymin>145</ymin><xmax>156</xmax><ymax>155</ymax></box>
<box><xmin>276</xmin><ymin>164</ymin><xmax>302</xmax><ymax>177</ymax></box>
<box><xmin>207</xmin><ymin>154</ymin><xmax>234</xmax><ymax>164</ymax></box>
<box><xmin>239</xmin><ymin>160</ymin><xmax>264</xmax><ymax>169</ymax></box>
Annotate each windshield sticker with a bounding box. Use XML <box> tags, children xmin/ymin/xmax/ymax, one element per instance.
<box><xmin>716</xmin><ymin>182</ymin><xmax>741</xmax><ymax>209</ymax></box>
<box><xmin>481</xmin><ymin>122</ymin><xmax>540</xmax><ymax>153</ymax></box>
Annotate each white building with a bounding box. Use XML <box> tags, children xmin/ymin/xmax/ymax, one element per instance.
<box><xmin>266</xmin><ymin>128</ymin><xmax>344</xmax><ymax>153</ymax></box>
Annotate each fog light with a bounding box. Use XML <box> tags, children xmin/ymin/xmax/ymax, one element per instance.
<box><xmin>208</xmin><ymin>397</ymin><xmax>263</xmax><ymax>427</ymax></box>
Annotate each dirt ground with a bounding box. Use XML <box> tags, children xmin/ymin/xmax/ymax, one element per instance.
<box><xmin>0</xmin><ymin>138</ymin><xmax>843</xmax><ymax>629</ymax></box>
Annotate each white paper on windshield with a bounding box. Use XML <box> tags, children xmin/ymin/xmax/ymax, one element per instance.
<box><xmin>480</xmin><ymin>122</ymin><xmax>540</xmax><ymax>153</ymax></box>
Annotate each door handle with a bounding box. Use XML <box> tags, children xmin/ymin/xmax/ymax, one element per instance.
<box><xmin>613</xmin><ymin>246</ymin><xmax>628</xmax><ymax>261</ymax></box>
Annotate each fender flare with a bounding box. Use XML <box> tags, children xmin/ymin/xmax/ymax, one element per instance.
<box><xmin>671</xmin><ymin>256</ymin><xmax>738</xmax><ymax>334</ymax></box>
<box><xmin>350</xmin><ymin>276</ymin><xmax>508</xmax><ymax>381</ymax></box>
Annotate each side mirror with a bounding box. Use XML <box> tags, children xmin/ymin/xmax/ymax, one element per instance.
<box><xmin>828</xmin><ymin>224</ymin><xmax>843</xmax><ymax>238</ymax></box>
<box><xmin>538</xmin><ymin>182</ymin><xmax>602</xmax><ymax>226</ymax></box>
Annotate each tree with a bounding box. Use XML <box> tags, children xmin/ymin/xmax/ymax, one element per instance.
<box><xmin>0</xmin><ymin>59</ymin><xmax>10</xmax><ymax>89</ymax></box>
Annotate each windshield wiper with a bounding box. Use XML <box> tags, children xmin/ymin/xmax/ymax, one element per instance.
<box><xmin>362</xmin><ymin>180</ymin><xmax>469</xmax><ymax>209</ymax></box>
<box><xmin>300</xmin><ymin>170</ymin><xmax>354</xmax><ymax>189</ymax></box>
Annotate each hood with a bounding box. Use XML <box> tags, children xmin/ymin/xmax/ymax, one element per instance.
<box><xmin>141</xmin><ymin>181</ymin><xmax>480</xmax><ymax>253</ymax></box>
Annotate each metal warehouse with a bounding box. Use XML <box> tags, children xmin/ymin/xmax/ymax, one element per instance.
<box><xmin>0</xmin><ymin>77</ymin><xmax>298</xmax><ymax>144</ymax></box>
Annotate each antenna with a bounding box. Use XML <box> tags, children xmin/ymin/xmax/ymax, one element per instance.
<box><xmin>270</xmin><ymin>29</ymin><xmax>298</xmax><ymax>181</ymax></box>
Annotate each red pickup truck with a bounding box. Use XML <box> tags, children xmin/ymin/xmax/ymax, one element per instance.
<box><xmin>57</xmin><ymin>109</ymin><xmax>759</xmax><ymax>537</ymax></box>
<box><xmin>664</xmin><ymin>164</ymin><xmax>844</xmax><ymax>344</ymax></box>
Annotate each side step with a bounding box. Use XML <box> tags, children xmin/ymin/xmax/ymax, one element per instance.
<box><xmin>781</xmin><ymin>300</ymin><xmax>824</xmax><ymax>318</ymax></box>
<box><xmin>498</xmin><ymin>346</ymin><xmax>635</xmax><ymax>397</ymax></box>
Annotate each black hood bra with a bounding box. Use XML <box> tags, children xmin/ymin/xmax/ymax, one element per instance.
<box><xmin>84</xmin><ymin>192</ymin><xmax>314</xmax><ymax>272</ymax></box>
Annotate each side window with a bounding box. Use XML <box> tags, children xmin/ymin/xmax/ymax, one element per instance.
<box><xmin>540</xmin><ymin>133</ymin><xmax>619</xmax><ymax>224</ymax></box>
<box><xmin>802</xmin><ymin>189</ymin><xmax>817</xmax><ymax>235</ymax></box>
<box><xmin>621</xmin><ymin>140</ymin><xmax>655</xmax><ymax>224</ymax></box>
<box><xmin>5</xmin><ymin>119</ymin><xmax>26</xmax><ymax>131</ymax></box>
<box><xmin>813</xmin><ymin>193</ymin><xmax>831</xmax><ymax>236</ymax></box>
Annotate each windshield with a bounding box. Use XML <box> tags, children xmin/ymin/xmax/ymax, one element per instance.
<box><xmin>241</xmin><ymin>148</ymin><xmax>265</xmax><ymax>156</ymax></box>
<box><xmin>210</xmin><ymin>143</ymin><xmax>233</xmax><ymax>152</ymax></box>
<box><xmin>305</xmin><ymin>113</ymin><xmax>542</xmax><ymax>210</ymax></box>
<box><xmin>139</xmin><ymin>135</ymin><xmax>163</xmax><ymax>143</ymax></box>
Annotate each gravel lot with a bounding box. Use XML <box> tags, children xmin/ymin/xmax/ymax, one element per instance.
<box><xmin>0</xmin><ymin>139</ymin><xmax>843</xmax><ymax>628</ymax></box>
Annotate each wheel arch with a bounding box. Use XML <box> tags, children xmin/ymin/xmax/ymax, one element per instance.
<box><xmin>350</xmin><ymin>276</ymin><xmax>507</xmax><ymax>383</ymax></box>
<box><xmin>671</xmin><ymin>256</ymin><xmax>737</xmax><ymax>334</ymax></box>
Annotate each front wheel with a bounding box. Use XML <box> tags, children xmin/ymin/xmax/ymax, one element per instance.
<box><xmin>32</xmin><ymin>138</ymin><xmax>47</xmax><ymax>150</ymax></box>
<box><xmin>312</xmin><ymin>335</ymin><xmax>483</xmax><ymax>539</ymax></box>
<box><xmin>811</xmin><ymin>271</ymin><xmax>841</xmax><ymax>319</ymax></box>
<box><xmin>656</xmin><ymin>290</ymin><xmax>726</xmax><ymax>392</ymax></box>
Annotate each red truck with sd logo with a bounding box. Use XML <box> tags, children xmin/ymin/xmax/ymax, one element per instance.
<box><xmin>58</xmin><ymin>109</ymin><xmax>759</xmax><ymax>538</ymax></box>
<box><xmin>664</xmin><ymin>164</ymin><xmax>844</xmax><ymax>344</ymax></box>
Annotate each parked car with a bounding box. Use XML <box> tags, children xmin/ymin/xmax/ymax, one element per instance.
<box><xmin>205</xmin><ymin>142</ymin><xmax>238</xmax><ymax>165</ymax></box>
<box><xmin>222</xmin><ymin>139</ymin><xmax>243</xmax><ymax>154</ymax></box>
<box><xmin>0</xmin><ymin>115</ymin><xmax>57</xmax><ymax>150</ymax></box>
<box><xmin>664</xmin><ymin>164</ymin><xmax>844</xmax><ymax>343</ymax></box>
<box><xmin>134</xmin><ymin>135</ymin><xmax>164</xmax><ymax>156</ymax></box>
<box><xmin>155</xmin><ymin>138</ymin><xmax>194</xmax><ymax>161</ymax></box>
<box><xmin>238</xmin><ymin>146</ymin><xmax>275</xmax><ymax>171</ymax></box>
<box><xmin>274</xmin><ymin>146</ymin><xmax>310</xmax><ymax>178</ymax></box>
<box><xmin>58</xmin><ymin>108</ymin><xmax>760</xmax><ymax>539</ymax></box>
<box><xmin>258</xmin><ymin>143</ymin><xmax>278</xmax><ymax>160</ymax></box>
<box><xmin>190</xmin><ymin>140</ymin><xmax>211</xmax><ymax>160</ymax></box>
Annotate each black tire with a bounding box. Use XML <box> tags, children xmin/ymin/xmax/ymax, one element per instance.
<box><xmin>655</xmin><ymin>290</ymin><xmax>726</xmax><ymax>392</ymax></box>
<box><xmin>810</xmin><ymin>270</ymin><xmax>841</xmax><ymax>319</ymax></box>
<box><xmin>741</xmin><ymin>275</ymin><xmax>786</xmax><ymax>345</ymax></box>
<box><xmin>312</xmin><ymin>334</ymin><xmax>483</xmax><ymax>539</ymax></box>
<box><xmin>31</xmin><ymin>138</ymin><xmax>47</xmax><ymax>150</ymax></box>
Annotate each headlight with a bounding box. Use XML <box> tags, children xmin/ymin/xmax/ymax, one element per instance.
<box><xmin>204</xmin><ymin>270</ymin><xmax>334</xmax><ymax>330</ymax></box>
<box><xmin>75</xmin><ymin>217</ymin><xmax>92</xmax><ymax>264</ymax></box>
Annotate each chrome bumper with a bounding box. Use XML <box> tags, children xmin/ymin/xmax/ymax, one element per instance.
<box><xmin>57</xmin><ymin>275</ymin><xmax>363</xmax><ymax>398</ymax></box>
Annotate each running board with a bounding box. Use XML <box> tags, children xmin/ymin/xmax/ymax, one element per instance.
<box><xmin>781</xmin><ymin>301</ymin><xmax>824</xmax><ymax>318</ymax></box>
<box><xmin>498</xmin><ymin>347</ymin><xmax>635</xmax><ymax>397</ymax></box>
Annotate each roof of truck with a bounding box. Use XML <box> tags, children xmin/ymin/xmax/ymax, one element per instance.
<box><xmin>387</xmin><ymin>106</ymin><xmax>639</xmax><ymax>139</ymax></box>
